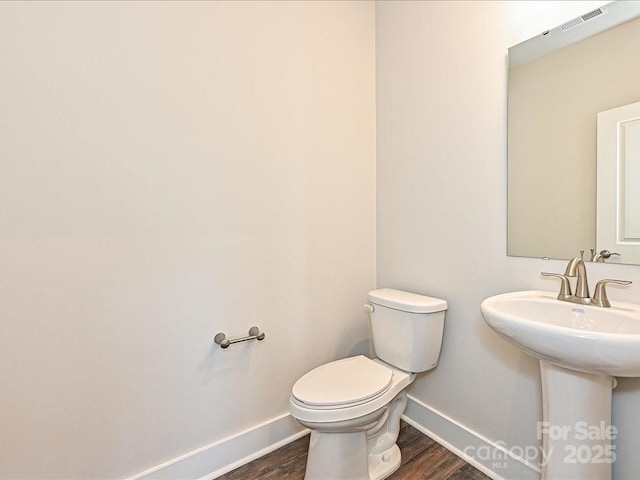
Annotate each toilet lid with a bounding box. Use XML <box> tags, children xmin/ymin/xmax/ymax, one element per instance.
<box><xmin>292</xmin><ymin>356</ymin><xmax>392</xmax><ymax>407</ymax></box>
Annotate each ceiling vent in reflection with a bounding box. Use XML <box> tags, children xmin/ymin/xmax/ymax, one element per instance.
<box><xmin>560</xmin><ymin>7</ymin><xmax>608</xmax><ymax>32</ymax></box>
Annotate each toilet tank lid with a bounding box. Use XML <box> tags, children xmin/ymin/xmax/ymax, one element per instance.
<box><xmin>368</xmin><ymin>288</ymin><xmax>447</xmax><ymax>313</ymax></box>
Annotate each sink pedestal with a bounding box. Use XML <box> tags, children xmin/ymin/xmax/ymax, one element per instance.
<box><xmin>540</xmin><ymin>361</ymin><xmax>616</xmax><ymax>480</ymax></box>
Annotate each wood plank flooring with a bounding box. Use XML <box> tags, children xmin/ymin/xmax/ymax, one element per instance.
<box><xmin>217</xmin><ymin>422</ymin><xmax>490</xmax><ymax>480</ymax></box>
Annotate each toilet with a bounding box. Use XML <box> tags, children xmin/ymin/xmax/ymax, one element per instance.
<box><xmin>289</xmin><ymin>288</ymin><xmax>447</xmax><ymax>480</ymax></box>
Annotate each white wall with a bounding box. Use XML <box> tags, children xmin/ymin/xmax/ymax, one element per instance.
<box><xmin>0</xmin><ymin>2</ymin><xmax>375</xmax><ymax>478</ymax></box>
<box><xmin>376</xmin><ymin>1</ymin><xmax>640</xmax><ymax>479</ymax></box>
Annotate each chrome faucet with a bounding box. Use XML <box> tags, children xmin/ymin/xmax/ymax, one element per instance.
<box><xmin>542</xmin><ymin>257</ymin><xmax>631</xmax><ymax>307</ymax></box>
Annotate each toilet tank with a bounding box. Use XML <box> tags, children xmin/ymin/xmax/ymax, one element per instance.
<box><xmin>368</xmin><ymin>288</ymin><xmax>447</xmax><ymax>373</ymax></box>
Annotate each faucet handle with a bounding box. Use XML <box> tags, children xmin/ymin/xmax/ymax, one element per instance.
<box><xmin>541</xmin><ymin>272</ymin><xmax>572</xmax><ymax>299</ymax></box>
<box><xmin>592</xmin><ymin>279</ymin><xmax>632</xmax><ymax>308</ymax></box>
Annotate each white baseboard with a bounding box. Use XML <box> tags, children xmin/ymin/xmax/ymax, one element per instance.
<box><xmin>127</xmin><ymin>413</ymin><xmax>308</xmax><ymax>480</ymax></box>
<box><xmin>403</xmin><ymin>394</ymin><xmax>540</xmax><ymax>480</ymax></box>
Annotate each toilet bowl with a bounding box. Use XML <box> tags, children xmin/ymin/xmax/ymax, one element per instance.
<box><xmin>290</xmin><ymin>288</ymin><xmax>447</xmax><ymax>480</ymax></box>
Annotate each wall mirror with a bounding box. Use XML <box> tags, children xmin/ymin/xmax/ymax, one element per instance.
<box><xmin>507</xmin><ymin>1</ymin><xmax>640</xmax><ymax>265</ymax></box>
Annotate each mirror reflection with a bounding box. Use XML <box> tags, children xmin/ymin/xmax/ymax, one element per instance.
<box><xmin>507</xmin><ymin>1</ymin><xmax>640</xmax><ymax>264</ymax></box>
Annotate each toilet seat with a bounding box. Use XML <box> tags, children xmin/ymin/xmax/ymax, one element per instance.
<box><xmin>291</xmin><ymin>356</ymin><xmax>392</xmax><ymax>408</ymax></box>
<box><xmin>290</xmin><ymin>357</ymin><xmax>414</xmax><ymax>424</ymax></box>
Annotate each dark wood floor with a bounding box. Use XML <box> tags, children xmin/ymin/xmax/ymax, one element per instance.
<box><xmin>217</xmin><ymin>422</ymin><xmax>490</xmax><ymax>480</ymax></box>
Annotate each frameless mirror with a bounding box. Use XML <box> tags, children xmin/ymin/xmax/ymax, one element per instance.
<box><xmin>507</xmin><ymin>1</ymin><xmax>640</xmax><ymax>264</ymax></box>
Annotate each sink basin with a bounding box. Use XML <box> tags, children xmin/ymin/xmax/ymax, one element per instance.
<box><xmin>481</xmin><ymin>290</ymin><xmax>640</xmax><ymax>377</ymax></box>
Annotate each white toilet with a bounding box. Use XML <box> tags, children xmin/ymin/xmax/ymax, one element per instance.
<box><xmin>289</xmin><ymin>288</ymin><xmax>447</xmax><ymax>480</ymax></box>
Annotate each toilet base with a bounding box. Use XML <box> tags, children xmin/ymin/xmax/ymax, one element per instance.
<box><xmin>303</xmin><ymin>392</ymin><xmax>407</xmax><ymax>480</ymax></box>
<box><xmin>369</xmin><ymin>444</ymin><xmax>401</xmax><ymax>480</ymax></box>
<box><xmin>304</xmin><ymin>430</ymin><xmax>369</xmax><ymax>480</ymax></box>
<box><xmin>303</xmin><ymin>430</ymin><xmax>402</xmax><ymax>480</ymax></box>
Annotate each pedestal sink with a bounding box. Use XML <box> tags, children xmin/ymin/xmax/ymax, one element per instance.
<box><xmin>481</xmin><ymin>290</ymin><xmax>640</xmax><ymax>480</ymax></box>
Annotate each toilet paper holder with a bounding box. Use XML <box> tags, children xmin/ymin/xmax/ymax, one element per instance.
<box><xmin>214</xmin><ymin>326</ymin><xmax>265</xmax><ymax>349</ymax></box>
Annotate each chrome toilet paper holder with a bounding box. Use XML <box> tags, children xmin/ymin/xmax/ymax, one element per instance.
<box><xmin>214</xmin><ymin>326</ymin><xmax>265</xmax><ymax>349</ymax></box>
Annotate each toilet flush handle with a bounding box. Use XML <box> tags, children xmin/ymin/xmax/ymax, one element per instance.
<box><xmin>363</xmin><ymin>304</ymin><xmax>375</xmax><ymax>314</ymax></box>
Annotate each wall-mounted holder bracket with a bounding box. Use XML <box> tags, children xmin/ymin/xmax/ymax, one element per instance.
<box><xmin>214</xmin><ymin>326</ymin><xmax>265</xmax><ymax>349</ymax></box>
